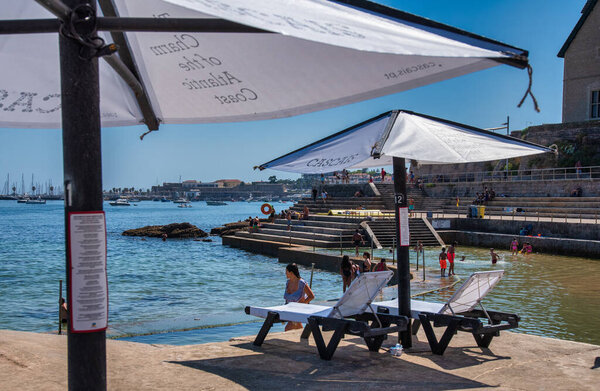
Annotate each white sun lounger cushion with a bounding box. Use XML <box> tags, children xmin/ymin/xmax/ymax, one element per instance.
<box><xmin>249</xmin><ymin>302</ymin><xmax>334</xmax><ymax>323</ymax></box>
<box><xmin>248</xmin><ymin>271</ymin><xmax>393</xmax><ymax>322</ymax></box>
<box><xmin>373</xmin><ymin>270</ymin><xmax>504</xmax><ymax>318</ymax></box>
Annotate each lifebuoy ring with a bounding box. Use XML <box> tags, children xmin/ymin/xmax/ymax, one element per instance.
<box><xmin>261</xmin><ymin>203</ymin><xmax>273</xmax><ymax>215</ymax></box>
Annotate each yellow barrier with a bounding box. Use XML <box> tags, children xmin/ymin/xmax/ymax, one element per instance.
<box><xmin>326</xmin><ymin>209</ymin><xmax>394</xmax><ymax>217</ymax></box>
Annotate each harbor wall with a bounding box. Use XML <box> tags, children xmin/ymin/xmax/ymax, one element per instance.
<box><xmin>432</xmin><ymin>217</ymin><xmax>600</xmax><ymax>241</ymax></box>
<box><xmin>439</xmin><ymin>230</ymin><xmax>600</xmax><ymax>258</ymax></box>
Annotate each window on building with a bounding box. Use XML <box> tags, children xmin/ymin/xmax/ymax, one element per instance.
<box><xmin>592</xmin><ymin>90</ymin><xmax>600</xmax><ymax>119</ymax></box>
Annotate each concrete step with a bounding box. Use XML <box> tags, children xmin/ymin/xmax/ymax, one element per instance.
<box><xmin>258</xmin><ymin>228</ymin><xmax>353</xmax><ymax>241</ymax></box>
<box><xmin>302</xmin><ymin>215</ymin><xmax>365</xmax><ymax>224</ymax></box>
<box><xmin>273</xmin><ymin>218</ymin><xmax>360</xmax><ymax>229</ymax></box>
<box><xmin>234</xmin><ymin>231</ymin><xmax>347</xmax><ymax>248</ymax></box>
<box><xmin>260</xmin><ymin>223</ymin><xmax>355</xmax><ymax>235</ymax></box>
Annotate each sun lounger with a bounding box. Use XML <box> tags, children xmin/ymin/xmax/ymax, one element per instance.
<box><xmin>245</xmin><ymin>271</ymin><xmax>408</xmax><ymax>360</ymax></box>
<box><xmin>373</xmin><ymin>270</ymin><xmax>519</xmax><ymax>355</ymax></box>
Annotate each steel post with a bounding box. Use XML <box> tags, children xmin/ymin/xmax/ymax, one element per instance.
<box><xmin>393</xmin><ymin>157</ymin><xmax>411</xmax><ymax>348</ymax></box>
<box><xmin>60</xmin><ymin>1</ymin><xmax>106</xmax><ymax>389</ymax></box>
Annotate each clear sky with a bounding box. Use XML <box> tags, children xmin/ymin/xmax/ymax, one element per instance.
<box><xmin>0</xmin><ymin>0</ymin><xmax>587</xmax><ymax>191</ymax></box>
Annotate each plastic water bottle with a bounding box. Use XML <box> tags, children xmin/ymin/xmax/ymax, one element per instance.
<box><xmin>390</xmin><ymin>343</ymin><xmax>403</xmax><ymax>356</ymax></box>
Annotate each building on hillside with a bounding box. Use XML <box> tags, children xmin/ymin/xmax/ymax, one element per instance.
<box><xmin>558</xmin><ymin>0</ymin><xmax>600</xmax><ymax>122</ymax></box>
<box><xmin>215</xmin><ymin>179</ymin><xmax>242</xmax><ymax>188</ymax></box>
<box><xmin>150</xmin><ymin>179</ymin><xmax>285</xmax><ymax>200</ymax></box>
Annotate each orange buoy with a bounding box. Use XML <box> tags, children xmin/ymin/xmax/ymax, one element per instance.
<box><xmin>261</xmin><ymin>203</ymin><xmax>273</xmax><ymax>215</ymax></box>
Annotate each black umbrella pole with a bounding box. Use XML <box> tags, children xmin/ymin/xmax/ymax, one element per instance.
<box><xmin>393</xmin><ymin>157</ymin><xmax>412</xmax><ymax>348</ymax></box>
<box><xmin>60</xmin><ymin>1</ymin><xmax>106</xmax><ymax>389</ymax></box>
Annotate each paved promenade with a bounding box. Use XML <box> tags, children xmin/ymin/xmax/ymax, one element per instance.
<box><xmin>1</xmin><ymin>328</ymin><xmax>599</xmax><ymax>390</ymax></box>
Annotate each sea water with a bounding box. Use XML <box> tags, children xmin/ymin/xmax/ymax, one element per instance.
<box><xmin>2</xmin><ymin>200</ymin><xmax>600</xmax><ymax>346</ymax></box>
<box><xmin>0</xmin><ymin>200</ymin><xmax>341</xmax><ymax>343</ymax></box>
<box><xmin>317</xmin><ymin>244</ymin><xmax>600</xmax><ymax>346</ymax></box>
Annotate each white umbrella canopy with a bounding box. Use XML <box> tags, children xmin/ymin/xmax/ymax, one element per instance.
<box><xmin>1</xmin><ymin>0</ymin><xmax>530</xmax><ymax>129</ymax></box>
<box><xmin>256</xmin><ymin>110</ymin><xmax>553</xmax><ymax>174</ymax></box>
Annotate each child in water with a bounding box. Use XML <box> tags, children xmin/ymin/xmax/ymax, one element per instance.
<box><xmin>490</xmin><ymin>248</ymin><xmax>499</xmax><ymax>264</ymax></box>
<box><xmin>439</xmin><ymin>247</ymin><xmax>447</xmax><ymax>277</ymax></box>
<box><xmin>510</xmin><ymin>238</ymin><xmax>519</xmax><ymax>256</ymax></box>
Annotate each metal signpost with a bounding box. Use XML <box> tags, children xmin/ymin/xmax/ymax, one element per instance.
<box><xmin>393</xmin><ymin>157</ymin><xmax>411</xmax><ymax>348</ymax></box>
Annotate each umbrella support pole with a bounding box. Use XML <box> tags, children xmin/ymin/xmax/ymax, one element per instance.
<box><xmin>60</xmin><ymin>1</ymin><xmax>106</xmax><ymax>390</ymax></box>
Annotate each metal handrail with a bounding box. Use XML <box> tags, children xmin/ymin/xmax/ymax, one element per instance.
<box><xmin>314</xmin><ymin>165</ymin><xmax>600</xmax><ymax>185</ymax></box>
<box><xmin>417</xmin><ymin>165</ymin><xmax>600</xmax><ymax>185</ymax></box>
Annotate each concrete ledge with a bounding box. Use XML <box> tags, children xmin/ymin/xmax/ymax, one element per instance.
<box><xmin>222</xmin><ymin>235</ymin><xmax>299</xmax><ymax>257</ymax></box>
<box><xmin>439</xmin><ymin>230</ymin><xmax>600</xmax><ymax>257</ymax></box>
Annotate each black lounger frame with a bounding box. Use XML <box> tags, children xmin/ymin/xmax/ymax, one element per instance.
<box><xmin>245</xmin><ymin>307</ymin><xmax>408</xmax><ymax>360</ymax></box>
<box><xmin>379</xmin><ymin>306</ymin><xmax>519</xmax><ymax>355</ymax></box>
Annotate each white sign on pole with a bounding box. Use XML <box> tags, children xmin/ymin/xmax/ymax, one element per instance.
<box><xmin>68</xmin><ymin>212</ymin><xmax>108</xmax><ymax>333</ymax></box>
<box><xmin>398</xmin><ymin>207</ymin><xmax>410</xmax><ymax>246</ymax></box>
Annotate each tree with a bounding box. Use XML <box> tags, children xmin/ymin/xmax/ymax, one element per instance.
<box><xmin>268</xmin><ymin>175</ymin><xmax>277</xmax><ymax>183</ymax></box>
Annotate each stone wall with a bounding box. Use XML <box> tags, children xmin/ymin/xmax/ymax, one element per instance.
<box><xmin>439</xmin><ymin>230</ymin><xmax>600</xmax><ymax>258</ymax></box>
<box><xmin>422</xmin><ymin>178</ymin><xmax>599</xmax><ymax>197</ymax></box>
<box><xmin>433</xmin><ymin>218</ymin><xmax>600</xmax><ymax>241</ymax></box>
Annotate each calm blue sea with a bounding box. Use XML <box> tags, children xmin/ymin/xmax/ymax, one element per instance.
<box><xmin>0</xmin><ymin>200</ymin><xmax>341</xmax><ymax>341</ymax></box>
<box><xmin>2</xmin><ymin>200</ymin><xmax>600</xmax><ymax>346</ymax></box>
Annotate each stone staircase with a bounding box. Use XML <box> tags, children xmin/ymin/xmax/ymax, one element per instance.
<box><xmin>433</xmin><ymin>196</ymin><xmax>600</xmax><ymax>219</ymax></box>
<box><xmin>290</xmin><ymin>196</ymin><xmax>388</xmax><ymax>214</ymax></box>
<box><xmin>366</xmin><ymin>217</ymin><xmax>442</xmax><ymax>247</ymax></box>
<box><xmin>234</xmin><ymin>215</ymin><xmax>368</xmax><ymax>248</ymax></box>
<box><xmin>374</xmin><ymin>183</ymin><xmax>437</xmax><ymax>211</ymax></box>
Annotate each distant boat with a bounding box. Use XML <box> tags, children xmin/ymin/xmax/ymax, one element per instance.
<box><xmin>177</xmin><ymin>202</ymin><xmax>192</xmax><ymax>208</ymax></box>
<box><xmin>206</xmin><ymin>201</ymin><xmax>227</xmax><ymax>206</ymax></box>
<box><xmin>109</xmin><ymin>198</ymin><xmax>131</xmax><ymax>206</ymax></box>
<box><xmin>173</xmin><ymin>198</ymin><xmax>188</xmax><ymax>204</ymax></box>
<box><xmin>25</xmin><ymin>197</ymin><xmax>46</xmax><ymax>204</ymax></box>
<box><xmin>129</xmin><ymin>198</ymin><xmax>141</xmax><ymax>203</ymax></box>
<box><xmin>17</xmin><ymin>197</ymin><xmax>30</xmax><ymax>203</ymax></box>
<box><xmin>152</xmin><ymin>197</ymin><xmax>160</xmax><ymax>202</ymax></box>
<box><xmin>160</xmin><ymin>197</ymin><xmax>170</xmax><ymax>202</ymax></box>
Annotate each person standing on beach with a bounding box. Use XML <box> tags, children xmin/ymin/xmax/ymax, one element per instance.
<box><xmin>381</xmin><ymin>168</ymin><xmax>386</xmax><ymax>182</ymax></box>
<box><xmin>510</xmin><ymin>238</ymin><xmax>519</xmax><ymax>256</ymax></box>
<box><xmin>447</xmin><ymin>242</ymin><xmax>457</xmax><ymax>276</ymax></box>
<box><xmin>439</xmin><ymin>247</ymin><xmax>448</xmax><ymax>277</ymax></box>
<box><xmin>283</xmin><ymin>263</ymin><xmax>314</xmax><ymax>331</ymax></box>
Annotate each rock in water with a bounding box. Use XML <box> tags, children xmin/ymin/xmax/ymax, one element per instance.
<box><xmin>122</xmin><ymin>222</ymin><xmax>208</xmax><ymax>239</ymax></box>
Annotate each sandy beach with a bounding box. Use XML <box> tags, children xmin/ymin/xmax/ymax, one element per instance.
<box><xmin>2</xmin><ymin>327</ymin><xmax>599</xmax><ymax>390</ymax></box>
